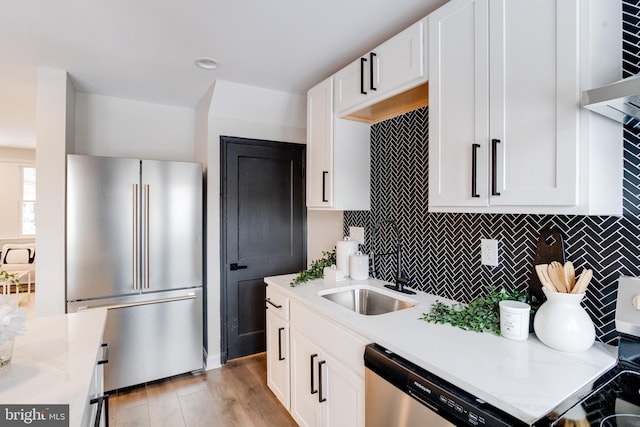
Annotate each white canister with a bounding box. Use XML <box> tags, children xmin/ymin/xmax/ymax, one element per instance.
<box><xmin>499</xmin><ymin>300</ymin><xmax>531</xmax><ymax>341</ymax></box>
<box><xmin>349</xmin><ymin>252</ymin><xmax>369</xmax><ymax>280</ymax></box>
<box><xmin>336</xmin><ymin>238</ymin><xmax>359</xmax><ymax>277</ymax></box>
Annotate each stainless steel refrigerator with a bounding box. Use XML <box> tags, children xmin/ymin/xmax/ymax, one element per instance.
<box><xmin>66</xmin><ymin>154</ymin><xmax>203</xmax><ymax>391</ymax></box>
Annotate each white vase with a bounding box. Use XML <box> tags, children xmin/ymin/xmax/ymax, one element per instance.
<box><xmin>533</xmin><ymin>288</ymin><xmax>595</xmax><ymax>352</ymax></box>
<box><xmin>0</xmin><ymin>337</ymin><xmax>15</xmax><ymax>370</ymax></box>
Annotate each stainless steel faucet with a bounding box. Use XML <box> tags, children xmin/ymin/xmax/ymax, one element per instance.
<box><xmin>370</xmin><ymin>219</ymin><xmax>415</xmax><ymax>294</ymax></box>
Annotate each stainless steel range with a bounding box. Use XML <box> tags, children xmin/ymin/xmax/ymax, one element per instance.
<box><xmin>546</xmin><ymin>276</ymin><xmax>640</xmax><ymax>426</ymax></box>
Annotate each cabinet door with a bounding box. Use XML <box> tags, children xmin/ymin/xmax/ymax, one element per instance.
<box><xmin>334</xmin><ymin>19</ymin><xmax>426</xmax><ymax>117</ymax></box>
<box><xmin>290</xmin><ymin>329</ymin><xmax>322</xmax><ymax>427</ymax></box>
<box><xmin>489</xmin><ymin>0</ymin><xmax>578</xmax><ymax>206</ymax></box>
<box><xmin>428</xmin><ymin>0</ymin><xmax>490</xmax><ymax>208</ymax></box>
<box><xmin>334</xmin><ymin>58</ymin><xmax>370</xmax><ymax>116</ymax></box>
<box><xmin>307</xmin><ymin>78</ymin><xmax>334</xmax><ymax>208</ymax></box>
<box><xmin>266</xmin><ymin>310</ymin><xmax>290</xmax><ymax>409</ymax></box>
<box><xmin>374</xmin><ymin>19</ymin><xmax>426</xmax><ymax>98</ymax></box>
<box><xmin>320</xmin><ymin>353</ymin><xmax>365</xmax><ymax>427</ymax></box>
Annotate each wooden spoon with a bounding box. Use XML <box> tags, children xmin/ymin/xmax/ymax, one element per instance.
<box><xmin>572</xmin><ymin>268</ymin><xmax>593</xmax><ymax>294</ymax></box>
<box><xmin>548</xmin><ymin>261</ymin><xmax>569</xmax><ymax>293</ymax></box>
<box><xmin>535</xmin><ymin>264</ymin><xmax>558</xmax><ymax>292</ymax></box>
<box><xmin>564</xmin><ymin>261</ymin><xmax>576</xmax><ymax>292</ymax></box>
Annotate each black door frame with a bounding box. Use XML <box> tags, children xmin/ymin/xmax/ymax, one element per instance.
<box><xmin>219</xmin><ymin>135</ymin><xmax>307</xmax><ymax>364</ymax></box>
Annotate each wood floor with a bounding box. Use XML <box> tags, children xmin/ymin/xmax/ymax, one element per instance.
<box><xmin>107</xmin><ymin>353</ymin><xmax>298</xmax><ymax>427</ymax></box>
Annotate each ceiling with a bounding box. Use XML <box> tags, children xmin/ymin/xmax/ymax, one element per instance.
<box><xmin>0</xmin><ymin>0</ymin><xmax>448</xmax><ymax>149</ymax></box>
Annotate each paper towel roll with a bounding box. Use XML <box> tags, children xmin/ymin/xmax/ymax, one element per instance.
<box><xmin>349</xmin><ymin>252</ymin><xmax>369</xmax><ymax>280</ymax></box>
<box><xmin>336</xmin><ymin>238</ymin><xmax>359</xmax><ymax>277</ymax></box>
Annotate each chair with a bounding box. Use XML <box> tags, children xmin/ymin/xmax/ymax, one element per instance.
<box><xmin>1</xmin><ymin>243</ymin><xmax>35</xmax><ymax>294</ymax></box>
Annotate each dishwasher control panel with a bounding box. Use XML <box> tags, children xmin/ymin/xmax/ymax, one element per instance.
<box><xmin>407</xmin><ymin>372</ymin><xmax>509</xmax><ymax>426</ymax></box>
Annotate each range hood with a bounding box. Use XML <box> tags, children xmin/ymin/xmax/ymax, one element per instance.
<box><xmin>582</xmin><ymin>73</ymin><xmax>640</xmax><ymax>124</ymax></box>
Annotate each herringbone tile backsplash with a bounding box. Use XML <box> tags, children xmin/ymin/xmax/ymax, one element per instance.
<box><xmin>344</xmin><ymin>0</ymin><xmax>640</xmax><ymax>345</ymax></box>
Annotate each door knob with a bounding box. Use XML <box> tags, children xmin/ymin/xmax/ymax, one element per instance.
<box><xmin>230</xmin><ymin>263</ymin><xmax>248</xmax><ymax>271</ymax></box>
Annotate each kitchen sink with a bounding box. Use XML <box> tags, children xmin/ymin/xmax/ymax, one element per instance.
<box><xmin>319</xmin><ymin>285</ymin><xmax>416</xmax><ymax>315</ymax></box>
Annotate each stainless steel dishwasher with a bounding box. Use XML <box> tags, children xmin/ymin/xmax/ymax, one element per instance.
<box><xmin>364</xmin><ymin>344</ymin><xmax>529</xmax><ymax>427</ymax></box>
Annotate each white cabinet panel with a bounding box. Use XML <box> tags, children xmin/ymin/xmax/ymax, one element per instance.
<box><xmin>267</xmin><ymin>310</ymin><xmax>290</xmax><ymax>409</ymax></box>
<box><xmin>307</xmin><ymin>78</ymin><xmax>370</xmax><ymax>211</ymax></box>
<box><xmin>428</xmin><ymin>0</ymin><xmax>488</xmax><ymax>208</ymax></box>
<box><xmin>428</xmin><ymin>0</ymin><xmax>621</xmax><ymax>215</ymax></box>
<box><xmin>266</xmin><ymin>285</ymin><xmax>291</xmax><ymax>410</ymax></box>
<box><xmin>288</xmin><ymin>300</ymin><xmax>367</xmax><ymax>427</ymax></box>
<box><xmin>322</xmin><ymin>352</ymin><xmax>365</xmax><ymax>427</ymax></box>
<box><xmin>489</xmin><ymin>0</ymin><xmax>578</xmax><ymax>206</ymax></box>
<box><xmin>307</xmin><ymin>78</ymin><xmax>334</xmax><ymax>208</ymax></box>
<box><xmin>290</xmin><ymin>329</ymin><xmax>322</xmax><ymax>427</ymax></box>
<box><xmin>334</xmin><ymin>19</ymin><xmax>427</xmax><ymax>117</ymax></box>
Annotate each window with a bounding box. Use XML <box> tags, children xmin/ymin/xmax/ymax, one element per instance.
<box><xmin>21</xmin><ymin>167</ymin><xmax>35</xmax><ymax>235</ymax></box>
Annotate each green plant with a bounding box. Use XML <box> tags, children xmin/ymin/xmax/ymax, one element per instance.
<box><xmin>419</xmin><ymin>286</ymin><xmax>537</xmax><ymax>335</ymax></box>
<box><xmin>290</xmin><ymin>249</ymin><xmax>337</xmax><ymax>287</ymax></box>
<box><xmin>0</xmin><ymin>270</ymin><xmax>18</xmax><ymax>292</ymax></box>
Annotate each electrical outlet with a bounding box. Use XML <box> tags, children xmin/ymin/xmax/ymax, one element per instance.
<box><xmin>481</xmin><ymin>239</ymin><xmax>499</xmax><ymax>267</ymax></box>
<box><xmin>349</xmin><ymin>226</ymin><xmax>365</xmax><ymax>245</ymax></box>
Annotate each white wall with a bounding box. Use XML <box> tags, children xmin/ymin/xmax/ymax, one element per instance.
<box><xmin>35</xmin><ymin>68</ymin><xmax>74</xmax><ymax>316</ymax></box>
<box><xmin>74</xmin><ymin>93</ymin><xmax>196</xmax><ymax>160</ymax></box>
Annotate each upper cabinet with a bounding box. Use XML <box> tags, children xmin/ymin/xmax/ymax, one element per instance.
<box><xmin>306</xmin><ymin>78</ymin><xmax>370</xmax><ymax>210</ymax></box>
<box><xmin>428</xmin><ymin>0</ymin><xmax>622</xmax><ymax>215</ymax></box>
<box><xmin>334</xmin><ymin>18</ymin><xmax>428</xmax><ymax>121</ymax></box>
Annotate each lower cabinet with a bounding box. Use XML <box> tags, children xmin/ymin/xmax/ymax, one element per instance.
<box><xmin>266</xmin><ymin>309</ymin><xmax>290</xmax><ymax>409</ymax></box>
<box><xmin>266</xmin><ymin>294</ymin><xmax>368</xmax><ymax>427</ymax></box>
<box><xmin>290</xmin><ymin>330</ymin><xmax>365</xmax><ymax>427</ymax></box>
<box><xmin>287</xmin><ymin>300</ymin><xmax>367</xmax><ymax>427</ymax></box>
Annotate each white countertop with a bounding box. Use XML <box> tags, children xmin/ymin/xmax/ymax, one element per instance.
<box><xmin>265</xmin><ymin>274</ymin><xmax>617</xmax><ymax>425</ymax></box>
<box><xmin>0</xmin><ymin>309</ymin><xmax>108</xmax><ymax>427</ymax></box>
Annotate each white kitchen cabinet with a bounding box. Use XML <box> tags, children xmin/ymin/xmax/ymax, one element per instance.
<box><xmin>266</xmin><ymin>285</ymin><xmax>291</xmax><ymax>409</ymax></box>
<box><xmin>306</xmin><ymin>77</ymin><xmax>370</xmax><ymax>210</ymax></box>
<box><xmin>428</xmin><ymin>0</ymin><xmax>622</xmax><ymax>215</ymax></box>
<box><xmin>289</xmin><ymin>300</ymin><xmax>367</xmax><ymax>427</ymax></box>
<box><xmin>334</xmin><ymin>18</ymin><xmax>427</xmax><ymax>118</ymax></box>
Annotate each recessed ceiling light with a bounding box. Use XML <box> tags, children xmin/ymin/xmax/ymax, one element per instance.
<box><xmin>194</xmin><ymin>57</ymin><xmax>218</xmax><ymax>70</ymax></box>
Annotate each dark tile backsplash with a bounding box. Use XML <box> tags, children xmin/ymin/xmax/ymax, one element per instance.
<box><xmin>344</xmin><ymin>1</ymin><xmax>640</xmax><ymax>345</ymax></box>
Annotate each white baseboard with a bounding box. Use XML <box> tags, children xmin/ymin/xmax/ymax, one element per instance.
<box><xmin>205</xmin><ymin>353</ymin><xmax>222</xmax><ymax>370</ymax></box>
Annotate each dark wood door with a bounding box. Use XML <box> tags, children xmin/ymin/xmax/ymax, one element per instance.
<box><xmin>221</xmin><ymin>136</ymin><xmax>306</xmax><ymax>361</ymax></box>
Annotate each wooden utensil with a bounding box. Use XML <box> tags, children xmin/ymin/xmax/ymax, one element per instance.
<box><xmin>564</xmin><ymin>261</ymin><xmax>575</xmax><ymax>292</ymax></box>
<box><xmin>572</xmin><ymin>268</ymin><xmax>593</xmax><ymax>294</ymax></box>
<box><xmin>548</xmin><ymin>261</ymin><xmax>569</xmax><ymax>293</ymax></box>
<box><xmin>535</xmin><ymin>264</ymin><xmax>558</xmax><ymax>292</ymax></box>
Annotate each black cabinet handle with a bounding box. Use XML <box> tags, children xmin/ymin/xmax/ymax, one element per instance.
<box><xmin>322</xmin><ymin>171</ymin><xmax>329</xmax><ymax>202</ymax></box>
<box><xmin>310</xmin><ymin>354</ymin><xmax>318</xmax><ymax>394</ymax></box>
<box><xmin>360</xmin><ymin>57</ymin><xmax>368</xmax><ymax>95</ymax></box>
<box><xmin>230</xmin><ymin>263</ymin><xmax>247</xmax><ymax>271</ymax></box>
<box><xmin>98</xmin><ymin>342</ymin><xmax>110</xmax><ymax>365</ymax></box>
<box><xmin>265</xmin><ymin>298</ymin><xmax>283</xmax><ymax>309</ymax></box>
<box><xmin>89</xmin><ymin>394</ymin><xmax>110</xmax><ymax>427</ymax></box>
<box><xmin>277</xmin><ymin>327</ymin><xmax>285</xmax><ymax>361</ymax></box>
<box><xmin>318</xmin><ymin>360</ymin><xmax>327</xmax><ymax>403</ymax></box>
<box><xmin>471</xmin><ymin>144</ymin><xmax>480</xmax><ymax>198</ymax></box>
<box><xmin>491</xmin><ymin>139</ymin><xmax>501</xmax><ymax>196</ymax></box>
<box><xmin>370</xmin><ymin>52</ymin><xmax>377</xmax><ymax>91</ymax></box>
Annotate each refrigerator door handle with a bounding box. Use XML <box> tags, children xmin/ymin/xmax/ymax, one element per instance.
<box><xmin>132</xmin><ymin>184</ymin><xmax>139</xmax><ymax>290</ymax></box>
<box><xmin>143</xmin><ymin>184</ymin><xmax>150</xmax><ymax>289</ymax></box>
<box><xmin>75</xmin><ymin>293</ymin><xmax>198</xmax><ymax>311</ymax></box>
